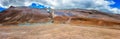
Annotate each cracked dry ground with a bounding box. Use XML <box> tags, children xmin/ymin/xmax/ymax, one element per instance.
<box><xmin>0</xmin><ymin>24</ymin><xmax>120</xmax><ymax>39</ymax></box>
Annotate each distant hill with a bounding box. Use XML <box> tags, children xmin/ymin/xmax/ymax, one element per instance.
<box><xmin>0</xmin><ymin>6</ymin><xmax>120</xmax><ymax>26</ymax></box>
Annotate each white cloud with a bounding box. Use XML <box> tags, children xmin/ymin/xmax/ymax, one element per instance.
<box><xmin>0</xmin><ymin>0</ymin><xmax>120</xmax><ymax>14</ymax></box>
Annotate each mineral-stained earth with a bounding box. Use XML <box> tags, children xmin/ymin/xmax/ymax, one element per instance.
<box><xmin>0</xmin><ymin>7</ymin><xmax>120</xmax><ymax>39</ymax></box>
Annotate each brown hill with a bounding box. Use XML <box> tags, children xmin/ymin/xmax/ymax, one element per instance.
<box><xmin>54</xmin><ymin>9</ymin><xmax>120</xmax><ymax>26</ymax></box>
<box><xmin>0</xmin><ymin>7</ymin><xmax>50</xmax><ymax>25</ymax></box>
<box><xmin>0</xmin><ymin>7</ymin><xmax>120</xmax><ymax>26</ymax></box>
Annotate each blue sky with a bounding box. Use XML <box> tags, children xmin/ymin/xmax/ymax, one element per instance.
<box><xmin>0</xmin><ymin>0</ymin><xmax>120</xmax><ymax>14</ymax></box>
<box><xmin>0</xmin><ymin>7</ymin><xmax>6</xmax><ymax>12</ymax></box>
<box><xmin>109</xmin><ymin>0</ymin><xmax>120</xmax><ymax>9</ymax></box>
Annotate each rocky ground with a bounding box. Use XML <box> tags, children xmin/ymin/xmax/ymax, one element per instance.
<box><xmin>0</xmin><ymin>24</ymin><xmax>120</xmax><ymax>39</ymax></box>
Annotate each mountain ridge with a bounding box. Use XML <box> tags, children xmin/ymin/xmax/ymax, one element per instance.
<box><xmin>0</xmin><ymin>6</ymin><xmax>120</xmax><ymax>26</ymax></box>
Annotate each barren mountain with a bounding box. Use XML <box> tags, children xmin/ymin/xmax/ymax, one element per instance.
<box><xmin>0</xmin><ymin>7</ymin><xmax>120</xmax><ymax>26</ymax></box>
<box><xmin>0</xmin><ymin>7</ymin><xmax>50</xmax><ymax>25</ymax></box>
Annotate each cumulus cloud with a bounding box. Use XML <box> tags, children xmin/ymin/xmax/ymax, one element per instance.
<box><xmin>0</xmin><ymin>0</ymin><xmax>120</xmax><ymax>14</ymax></box>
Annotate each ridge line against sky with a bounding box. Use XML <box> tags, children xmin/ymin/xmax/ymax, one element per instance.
<box><xmin>0</xmin><ymin>0</ymin><xmax>120</xmax><ymax>14</ymax></box>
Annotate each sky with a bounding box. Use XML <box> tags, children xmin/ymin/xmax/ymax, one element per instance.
<box><xmin>0</xmin><ymin>0</ymin><xmax>120</xmax><ymax>14</ymax></box>
<box><xmin>109</xmin><ymin>0</ymin><xmax>120</xmax><ymax>9</ymax></box>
